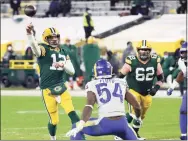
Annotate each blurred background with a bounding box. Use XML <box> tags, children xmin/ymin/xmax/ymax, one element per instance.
<box><xmin>1</xmin><ymin>0</ymin><xmax>187</xmax><ymax>140</ymax></box>
<box><xmin>0</xmin><ymin>0</ymin><xmax>187</xmax><ymax>94</ymax></box>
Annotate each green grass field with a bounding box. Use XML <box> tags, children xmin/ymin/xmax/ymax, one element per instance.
<box><xmin>1</xmin><ymin>96</ymin><xmax>181</xmax><ymax>140</ymax></box>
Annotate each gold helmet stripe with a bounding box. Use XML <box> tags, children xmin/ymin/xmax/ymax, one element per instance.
<box><xmin>142</xmin><ymin>40</ymin><xmax>147</xmax><ymax>46</ymax></box>
<box><xmin>49</xmin><ymin>27</ymin><xmax>56</xmax><ymax>34</ymax></box>
<box><xmin>52</xmin><ymin>27</ymin><xmax>56</xmax><ymax>33</ymax></box>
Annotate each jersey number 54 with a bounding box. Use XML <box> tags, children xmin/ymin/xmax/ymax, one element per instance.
<box><xmin>95</xmin><ymin>83</ymin><xmax>123</xmax><ymax>104</ymax></box>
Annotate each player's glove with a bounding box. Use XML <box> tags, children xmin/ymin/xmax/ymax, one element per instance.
<box><xmin>167</xmin><ymin>88</ymin><xmax>174</xmax><ymax>96</ymax></box>
<box><xmin>133</xmin><ymin>117</ymin><xmax>143</xmax><ymax>128</ymax></box>
<box><xmin>66</xmin><ymin>120</ymin><xmax>85</xmax><ymax>137</ymax></box>
<box><xmin>147</xmin><ymin>84</ymin><xmax>160</xmax><ymax>96</ymax></box>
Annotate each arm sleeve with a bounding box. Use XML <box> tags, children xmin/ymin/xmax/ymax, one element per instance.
<box><xmin>64</xmin><ymin>55</ymin><xmax>75</xmax><ymax>75</ymax></box>
<box><xmin>27</xmin><ymin>35</ymin><xmax>41</xmax><ymax>57</ymax></box>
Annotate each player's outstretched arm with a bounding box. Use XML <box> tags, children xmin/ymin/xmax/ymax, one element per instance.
<box><xmin>118</xmin><ymin>62</ymin><xmax>131</xmax><ymax>78</ymax></box>
<box><xmin>168</xmin><ymin>57</ymin><xmax>187</xmax><ymax>95</ymax></box>
<box><xmin>167</xmin><ymin>71</ymin><xmax>184</xmax><ymax>95</ymax></box>
<box><xmin>125</xmin><ymin>90</ymin><xmax>141</xmax><ymax>118</ymax></box>
<box><xmin>81</xmin><ymin>91</ymin><xmax>96</xmax><ymax>123</ymax></box>
<box><xmin>26</xmin><ymin>23</ymin><xmax>41</xmax><ymax>57</ymax></box>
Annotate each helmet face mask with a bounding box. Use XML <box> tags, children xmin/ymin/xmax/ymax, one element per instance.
<box><xmin>138</xmin><ymin>48</ymin><xmax>151</xmax><ymax>61</ymax></box>
<box><xmin>137</xmin><ymin>40</ymin><xmax>152</xmax><ymax>61</ymax></box>
<box><xmin>46</xmin><ymin>34</ymin><xmax>60</xmax><ymax>48</ymax></box>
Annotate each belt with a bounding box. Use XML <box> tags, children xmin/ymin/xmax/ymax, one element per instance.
<box><xmin>107</xmin><ymin>116</ymin><xmax>123</xmax><ymax>120</ymax></box>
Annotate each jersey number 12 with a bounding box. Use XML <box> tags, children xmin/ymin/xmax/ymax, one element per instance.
<box><xmin>50</xmin><ymin>54</ymin><xmax>66</xmax><ymax>70</ymax></box>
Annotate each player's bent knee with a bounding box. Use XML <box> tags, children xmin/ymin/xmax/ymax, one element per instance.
<box><xmin>60</xmin><ymin>91</ymin><xmax>75</xmax><ymax>114</ymax></box>
<box><xmin>51</xmin><ymin>119</ymin><xmax>59</xmax><ymax>125</ymax></box>
<box><xmin>62</xmin><ymin>99</ymin><xmax>74</xmax><ymax>114</ymax></box>
<box><xmin>65</xmin><ymin>106</ymin><xmax>74</xmax><ymax>114</ymax></box>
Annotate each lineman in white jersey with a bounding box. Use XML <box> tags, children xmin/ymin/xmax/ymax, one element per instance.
<box><xmin>66</xmin><ymin>59</ymin><xmax>142</xmax><ymax>140</ymax></box>
<box><xmin>167</xmin><ymin>42</ymin><xmax>187</xmax><ymax>140</ymax></box>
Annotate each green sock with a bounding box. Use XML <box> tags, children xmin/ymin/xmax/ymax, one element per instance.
<box><xmin>126</xmin><ymin>113</ymin><xmax>133</xmax><ymax>123</ymax></box>
<box><xmin>68</xmin><ymin>111</ymin><xmax>80</xmax><ymax>124</ymax></box>
<box><xmin>48</xmin><ymin>122</ymin><xmax>57</xmax><ymax>136</ymax></box>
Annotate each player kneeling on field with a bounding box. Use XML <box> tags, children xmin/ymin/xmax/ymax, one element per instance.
<box><xmin>66</xmin><ymin>59</ymin><xmax>142</xmax><ymax>140</ymax></box>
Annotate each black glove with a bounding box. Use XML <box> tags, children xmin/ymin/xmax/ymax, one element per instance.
<box><xmin>147</xmin><ymin>84</ymin><xmax>160</xmax><ymax>96</ymax></box>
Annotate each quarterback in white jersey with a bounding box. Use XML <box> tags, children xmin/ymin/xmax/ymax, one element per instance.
<box><xmin>167</xmin><ymin>42</ymin><xmax>187</xmax><ymax>140</ymax></box>
<box><xmin>66</xmin><ymin>59</ymin><xmax>142</xmax><ymax>140</ymax></box>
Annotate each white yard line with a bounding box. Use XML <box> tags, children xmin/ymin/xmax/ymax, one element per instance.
<box><xmin>3</xmin><ymin>127</ymin><xmax>47</xmax><ymax>130</ymax></box>
<box><xmin>16</xmin><ymin>110</ymin><xmax>98</xmax><ymax>114</ymax></box>
<box><xmin>1</xmin><ymin>90</ymin><xmax>182</xmax><ymax>98</ymax></box>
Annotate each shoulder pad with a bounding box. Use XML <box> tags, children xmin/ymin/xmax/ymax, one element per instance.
<box><xmin>125</xmin><ymin>55</ymin><xmax>136</xmax><ymax>64</ymax></box>
<box><xmin>151</xmin><ymin>54</ymin><xmax>158</xmax><ymax>59</ymax></box>
<box><xmin>85</xmin><ymin>81</ymin><xmax>96</xmax><ymax>93</ymax></box>
<box><xmin>151</xmin><ymin>54</ymin><xmax>160</xmax><ymax>63</ymax></box>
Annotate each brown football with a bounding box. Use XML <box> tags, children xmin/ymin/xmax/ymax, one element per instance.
<box><xmin>24</xmin><ymin>5</ymin><xmax>37</xmax><ymax>17</ymax></box>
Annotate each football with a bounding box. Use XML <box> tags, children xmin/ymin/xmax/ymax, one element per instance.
<box><xmin>24</xmin><ymin>5</ymin><xmax>37</xmax><ymax>17</ymax></box>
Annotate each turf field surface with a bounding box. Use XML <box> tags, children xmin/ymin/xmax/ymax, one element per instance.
<box><xmin>1</xmin><ymin>95</ymin><xmax>181</xmax><ymax>140</ymax></box>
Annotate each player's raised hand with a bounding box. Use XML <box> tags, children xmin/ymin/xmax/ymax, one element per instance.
<box><xmin>167</xmin><ymin>88</ymin><xmax>173</xmax><ymax>96</ymax></box>
<box><xmin>26</xmin><ymin>23</ymin><xmax>35</xmax><ymax>35</ymax></box>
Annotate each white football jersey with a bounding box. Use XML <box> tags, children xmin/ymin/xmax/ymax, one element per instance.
<box><xmin>85</xmin><ymin>78</ymin><xmax>127</xmax><ymax>118</ymax></box>
<box><xmin>178</xmin><ymin>58</ymin><xmax>187</xmax><ymax>78</ymax></box>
